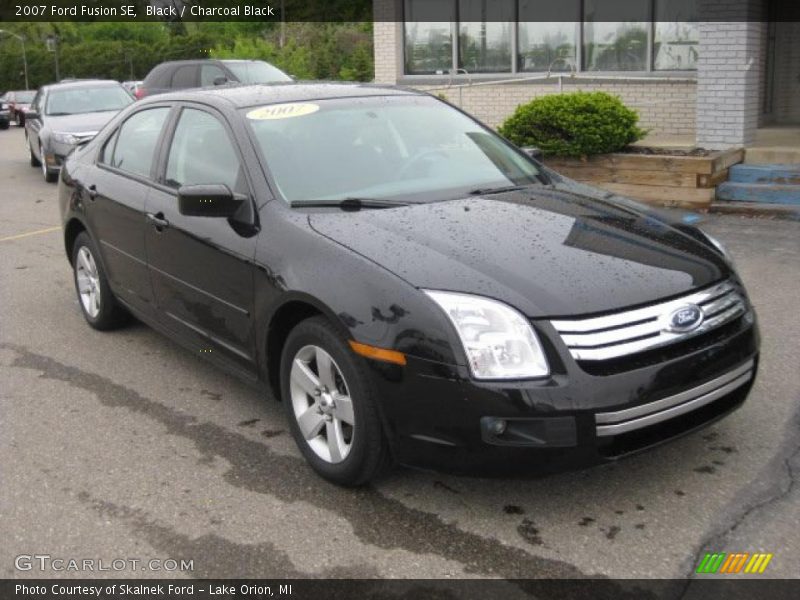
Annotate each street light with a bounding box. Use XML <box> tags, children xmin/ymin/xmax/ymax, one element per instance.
<box><xmin>0</xmin><ymin>29</ymin><xmax>29</xmax><ymax>89</ymax></box>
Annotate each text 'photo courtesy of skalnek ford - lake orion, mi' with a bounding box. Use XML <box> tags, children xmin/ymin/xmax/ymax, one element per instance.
<box><xmin>0</xmin><ymin>0</ymin><xmax>798</xmax><ymax>598</ymax></box>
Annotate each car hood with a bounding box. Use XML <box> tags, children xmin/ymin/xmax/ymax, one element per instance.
<box><xmin>45</xmin><ymin>111</ymin><xmax>118</xmax><ymax>134</ymax></box>
<box><xmin>307</xmin><ymin>187</ymin><xmax>731</xmax><ymax>318</ymax></box>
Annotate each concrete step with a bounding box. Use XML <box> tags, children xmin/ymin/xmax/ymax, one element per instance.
<box><xmin>710</xmin><ymin>201</ymin><xmax>800</xmax><ymax>220</ymax></box>
<box><xmin>745</xmin><ymin>147</ymin><xmax>800</xmax><ymax>165</ymax></box>
<box><xmin>728</xmin><ymin>163</ymin><xmax>800</xmax><ymax>184</ymax></box>
<box><xmin>716</xmin><ymin>181</ymin><xmax>800</xmax><ymax>205</ymax></box>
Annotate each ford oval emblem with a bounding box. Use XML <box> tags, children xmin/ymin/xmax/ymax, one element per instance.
<box><xmin>666</xmin><ymin>304</ymin><xmax>704</xmax><ymax>332</ymax></box>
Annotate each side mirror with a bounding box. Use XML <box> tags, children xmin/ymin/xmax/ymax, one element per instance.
<box><xmin>212</xmin><ymin>76</ymin><xmax>229</xmax><ymax>86</ymax></box>
<box><xmin>522</xmin><ymin>146</ymin><xmax>543</xmax><ymax>160</ymax></box>
<box><xmin>177</xmin><ymin>184</ymin><xmax>244</xmax><ymax>218</ymax></box>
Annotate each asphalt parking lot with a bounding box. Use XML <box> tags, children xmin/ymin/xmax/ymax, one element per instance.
<box><xmin>1</xmin><ymin>125</ymin><xmax>798</xmax><ymax>583</ymax></box>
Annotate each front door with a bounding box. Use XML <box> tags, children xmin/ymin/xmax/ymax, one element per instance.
<box><xmin>144</xmin><ymin>105</ymin><xmax>258</xmax><ymax>374</ymax></box>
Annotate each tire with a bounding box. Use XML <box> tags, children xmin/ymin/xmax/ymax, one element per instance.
<box><xmin>41</xmin><ymin>144</ymin><xmax>57</xmax><ymax>183</ymax></box>
<box><xmin>280</xmin><ymin>316</ymin><xmax>391</xmax><ymax>486</ymax></box>
<box><xmin>29</xmin><ymin>140</ymin><xmax>40</xmax><ymax>167</ymax></box>
<box><xmin>71</xmin><ymin>232</ymin><xmax>129</xmax><ymax>331</ymax></box>
<box><xmin>0</xmin><ymin>120</ymin><xmax>8</xmax><ymax>130</ymax></box>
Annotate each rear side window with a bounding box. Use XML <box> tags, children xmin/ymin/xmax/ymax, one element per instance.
<box><xmin>171</xmin><ymin>65</ymin><xmax>197</xmax><ymax>89</ymax></box>
<box><xmin>165</xmin><ymin>108</ymin><xmax>244</xmax><ymax>193</ymax></box>
<box><xmin>107</xmin><ymin>108</ymin><xmax>170</xmax><ymax>178</ymax></box>
<box><xmin>99</xmin><ymin>129</ymin><xmax>119</xmax><ymax>165</ymax></box>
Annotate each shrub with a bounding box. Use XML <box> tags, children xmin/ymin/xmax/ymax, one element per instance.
<box><xmin>498</xmin><ymin>91</ymin><xmax>646</xmax><ymax>158</ymax></box>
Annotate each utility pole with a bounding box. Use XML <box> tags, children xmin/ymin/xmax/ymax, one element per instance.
<box><xmin>279</xmin><ymin>0</ymin><xmax>285</xmax><ymax>48</ymax></box>
<box><xmin>46</xmin><ymin>34</ymin><xmax>60</xmax><ymax>81</ymax></box>
<box><xmin>0</xmin><ymin>29</ymin><xmax>29</xmax><ymax>89</ymax></box>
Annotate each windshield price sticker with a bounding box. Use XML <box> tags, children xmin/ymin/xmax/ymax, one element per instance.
<box><xmin>247</xmin><ymin>103</ymin><xmax>320</xmax><ymax>120</ymax></box>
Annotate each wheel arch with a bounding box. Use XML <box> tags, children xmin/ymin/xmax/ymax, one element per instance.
<box><xmin>63</xmin><ymin>217</ymin><xmax>88</xmax><ymax>264</ymax></box>
<box><xmin>262</xmin><ymin>292</ymin><xmax>351</xmax><ymax>402</ymax></box>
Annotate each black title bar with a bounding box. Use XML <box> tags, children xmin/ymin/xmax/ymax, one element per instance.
<box><xmin>1</xmin><ymin>0</ymin><xmax>799</xmax><ymax>23</ymax></box>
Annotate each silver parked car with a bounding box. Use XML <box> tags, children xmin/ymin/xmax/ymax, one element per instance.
<box><xmin>25</xmin><ymin>80</ymin><xmax>133</xmax><ymax>182</ymax></box>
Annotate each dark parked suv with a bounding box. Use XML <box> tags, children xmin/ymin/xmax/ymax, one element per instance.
<box><xmin>58</xmin><ymin>83</ymin><xmax>759</xmax><ymax>486</ymax></box>
<box><xmin>136</xmin><ymin>59</ymin><xmax>291</xmax><ymax>99</ymax></box>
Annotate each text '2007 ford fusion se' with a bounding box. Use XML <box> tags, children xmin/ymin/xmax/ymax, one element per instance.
<box><xmin>58</xmin><ymin>83</ymin><xmax>759</xmax><ymax>486</ymax></box>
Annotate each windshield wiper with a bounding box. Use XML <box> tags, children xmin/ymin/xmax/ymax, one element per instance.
<box><xmin>289</xmin><ymin>197</ymin><xmax>410</xmax><ymax>211</ymax></box>
<box><xmin>468</xmin><ymin>184</ymin><xmax>531</xmax><ymax>196</ymax></box>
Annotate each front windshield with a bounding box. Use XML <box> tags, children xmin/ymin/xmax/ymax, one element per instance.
<box><xmin>16</xmin><ymin>91</ymin><xmax>35</xmax><ymax>103</ymax></box>
<box><xmin>46</xmin><ymin>86</ymin><xmax>133</xmax><ymax>116</ymax></box>
<box><xmin>244</xmin><ymin>95</ymin><xmax>541</xmax><ymax>203</ymax></box>
<box><xmin>226</xmin><ymin>61</ymin><xmax>292</xmax><ymax>84</ymax></box>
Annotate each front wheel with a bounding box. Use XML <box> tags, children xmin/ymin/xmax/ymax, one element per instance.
<box><xmin>41</xmin><ymin>144</ymin><xmax>57</xmax><ymax>183</ymax></box>
<box><xmin>280</xmin><ymin>316</ymin><xmax>391</xmax><ymax>486</ymax></box>
<box><xmin>71</xmin><ymin>232</ymin><xmax>128</xmax><ymax>330</ymax></box>
<box><xmin>29</xmin><ymin>138</ymin><xmax>40</xmax><ymax>167</ymax></box>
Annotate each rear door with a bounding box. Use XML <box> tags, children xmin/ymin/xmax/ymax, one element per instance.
<box><xmin>85</xmin><ymin>105</ymin><xmax>173</xmax><ymax>315</ymax></box>
<box><xmin>144</xmin><ymin>104</ymin><xmax>258</xmax><ymax>375</ymax></box>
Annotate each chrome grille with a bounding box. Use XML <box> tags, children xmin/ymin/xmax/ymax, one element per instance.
<box><xmin>551</xmin><ymin>281</ymin><xmax>747</xmax><ymax>362</ymax></box>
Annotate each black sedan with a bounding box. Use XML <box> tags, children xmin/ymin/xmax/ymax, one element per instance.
<box><xmin>59</xmin><ymin>83</ymin><xmax>759</xmax><ymax>485</ymax></box>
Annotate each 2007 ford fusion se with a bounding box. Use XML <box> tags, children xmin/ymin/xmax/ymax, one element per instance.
<box><xmin>59</xmin><ymin>83</ymin><xmax>759</xmax><ymax>485</ymax></box>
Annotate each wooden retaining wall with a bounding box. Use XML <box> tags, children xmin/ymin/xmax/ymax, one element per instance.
<box><xmin>544</xmin><ymin>149</ymin><xmax>744</xmax><ymax>210</ymax></box>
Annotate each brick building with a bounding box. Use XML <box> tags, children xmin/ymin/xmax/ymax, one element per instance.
<box><xmin>373</xmin><ymin>0</ymin><xmax>799</xmax><ymax>150</ymax></box>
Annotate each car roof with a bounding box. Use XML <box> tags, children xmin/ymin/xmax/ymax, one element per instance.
<box><xmin>43</xmin><ymin>79</ymin><xmax>123</xmax><ymax>92</ymax></box>
<box><xmin>137</xmin><ymin>82</ymin><xmax>424</xmax><ymax>109</ymax></box>
<box><xmin>156</xmin><ymin>59</ymin><xmax>268</xmax><ymax>66</ymax></box>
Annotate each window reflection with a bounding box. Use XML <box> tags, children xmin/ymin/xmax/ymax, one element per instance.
<box><xmin>458</xmin><ymin>0</ymin><xmax>515</xmax><ymax>73</ymax></box>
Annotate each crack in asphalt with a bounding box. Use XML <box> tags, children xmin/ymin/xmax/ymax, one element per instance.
<box><xmin>0</xmin><ymin>343</ymin><xmax>659</xmax><ymax>597</ymax></box>
<box><xmin>679</xmin><ymin>395</ymin><xmax>800</xmax><ymax>593</ymax></box>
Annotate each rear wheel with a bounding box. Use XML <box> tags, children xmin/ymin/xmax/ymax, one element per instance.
<box><xmin>0</xmin><ymin>120</ymin><xmax>8</xmax><ymax>130</ymax></box>
<box><xmin>71</xmin><ymin>232</ymin><xmax>128</xmax><ymax>330</ymax></box>
<box><xmin>280</xmin><ymin>316</ymin><xmax>391</xmax><ymax>486</ymax></box>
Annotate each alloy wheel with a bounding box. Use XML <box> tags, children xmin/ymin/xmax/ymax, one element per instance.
<box><xmin>76</xmin><ymin>246</ymin><xmax>101</xmax><ymax>318</ymax></box>
<box><xmin>289</xmin><ymin>345</ymin><xmax>355</xmax><ymax>463</ymax></box>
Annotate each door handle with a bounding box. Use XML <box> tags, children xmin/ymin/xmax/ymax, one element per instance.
<box><xmin>87</xmin><ymin>184</ymin><xmax>98</xmax><ymax>200</ymax></box>
<box><xmin>146</xmin><ymin>212</ymin><xmax>170</xmax><ymax>230</ymax></box>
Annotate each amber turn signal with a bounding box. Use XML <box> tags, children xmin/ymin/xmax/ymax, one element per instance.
<box><xmin>349</xmin><ymin>340</ymin><xmax>407</xmax><ymax>365</ymax></box>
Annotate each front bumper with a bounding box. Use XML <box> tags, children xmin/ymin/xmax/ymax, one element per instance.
<box><xmin>368</xmin><ymin>309</ymin><xmax>759</xmax><ymax>476</ymax></box>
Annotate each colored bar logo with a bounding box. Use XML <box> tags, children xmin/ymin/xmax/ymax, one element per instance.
<box><xmin>696</xmin><ymin>552</ymin><xmax>773</xmax><ymax>574</ymax></box>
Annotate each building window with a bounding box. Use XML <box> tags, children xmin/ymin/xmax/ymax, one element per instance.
<box><xmin>401</xmin><ymin>0</ymin><xmax>698</xmax><ymax>76</ymax></box>
<box><xmin>518</xmin><ymin>22</ymin><xmax>577</xmax><ymax>72</ymax></box>
<box><xmin>404</xmin><ymin>0</ymin><xmax>454</xmax><ymax>75</ymax></box>
<box><xmin>653</xmin><ymin>0</ymin><xmax>699</xmax><ymax>70</ymax></box>
<box><xmin>582</xmin><ymin>0</ymin><xmax>649</xmax><ymax>71</ymax></box>
<box><xmin>458</xmin><ymin>0</ymin><xmax>515</xmax><ymax>73</ymax></box>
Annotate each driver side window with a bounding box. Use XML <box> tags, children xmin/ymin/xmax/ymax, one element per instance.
<box><xmin>165</xmin><ymin>108</ymin><xmax>245</xmax><ymax>194</ymax></box>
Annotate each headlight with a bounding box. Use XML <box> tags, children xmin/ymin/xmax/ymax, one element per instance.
<box><xmin>423</xmin><ymin>290</ymin><xmax>549</xmax><ymax>379</ymax></box>
<box><xmin>52</xmin><ymin>132</ymin><xmax>78</xmax><ymax>145</ymax></box>
<box><xmin>700</xmin><ymin>230</ymin><xmax>734</xmax><ymax>264</ymax></box>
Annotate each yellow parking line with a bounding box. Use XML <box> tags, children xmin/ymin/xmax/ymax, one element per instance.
<box><xmin>0</xmin><ymin>226</ymin><xmax>60</xmax><ymax>242</ymax></box>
